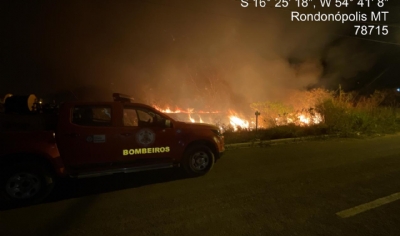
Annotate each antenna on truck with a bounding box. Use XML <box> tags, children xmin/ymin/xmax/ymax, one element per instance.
<box><xmin>112</xmin><ymin>93</ymin><xmax>134</xmax><ymax>103</ymax></box>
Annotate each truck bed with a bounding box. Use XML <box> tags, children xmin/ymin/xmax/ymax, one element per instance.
<box><xmin>0</xmin><ymin>113</ymin><xmax>58</xmax><ymax>131</ymax></box>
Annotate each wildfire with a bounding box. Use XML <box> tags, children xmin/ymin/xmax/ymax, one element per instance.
<box><xmin>297</xmin><ymin>113</ymin><xmax>323</xmax><ymax>126</ymax></box>
<box><xmin>188</xmin><ymin>114</ymin><xmax>195</xmax><ymax>123</ymax></box>
<box><xmin>153</xmin><ymin>105</ymin><xmax>219</xmax><ymax>114</ymax></box>
<box><xmin>275</xmin><ymin>112</ymin><xmax>323</xmax><ymax>126</ymax></box>
<box><xmin>298</xmin><ymin>115</ymin><xmax>310</xmax><ymax>125</ymax></box>
<box><xmin>153</xmin><ymin>105</ymin><xmax>184</xmax><ymax>113</ymax></box>
<box><xmin>153</xmin><ymin>104</ymin><xmax>323</xmax><ymax>132</ymax></box>
<box><xmin>229</xmin><ymin>115</ymin><xmax>249</xmax><ymax>131</ymax></box>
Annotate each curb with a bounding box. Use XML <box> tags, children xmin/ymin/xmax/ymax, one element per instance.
<box><xmin>225</xmin><ymin>135</ymin><xmax>333</xmax><ymax>149</ymax></box>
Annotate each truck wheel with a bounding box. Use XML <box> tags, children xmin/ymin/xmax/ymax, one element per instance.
<box><xmin>0</xmin><ymin>162</ymin><xmax>55</xmax><ymax>206</ymax></box>
<box><xmin>182</xmin><ymin>145</ymin><xmax>215</xmax><ymax>177</ymax></box>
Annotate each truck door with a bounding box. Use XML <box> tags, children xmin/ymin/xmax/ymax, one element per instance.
<box><xmin>57</xmin><ymin>104</ymin><xmax>117</xmax><ymax>169</ymax></box>
<box><xmin>118</xmin><ymin>106</ymin><xmax>177</xmax><ymax>165</ymax></box>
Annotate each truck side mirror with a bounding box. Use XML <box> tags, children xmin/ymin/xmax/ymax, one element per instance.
<box><xmin>165</xmin><ymin>119</ymin><xmax>172</xmax><ymax>128</ymax></box>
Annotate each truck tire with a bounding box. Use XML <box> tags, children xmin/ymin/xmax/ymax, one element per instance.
<box><xmin>182</xmin><ymin>145</ymin><xmax>215</xmax><ymax>177</ymax></box>
<box><xmin>0</xmin><ymin>162</ymin><xmax>55</xmax><ymax>206</ymax></box>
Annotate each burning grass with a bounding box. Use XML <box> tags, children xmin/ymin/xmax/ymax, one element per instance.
<box><xmin>154</xmin><ymin>88</ymin><xmax>400</xmax><ymax>144</ymax></box>
<box><xmin>223</xmin><ymin>88</ymin><xmax>400</xmax><ymax>144</ymax></box>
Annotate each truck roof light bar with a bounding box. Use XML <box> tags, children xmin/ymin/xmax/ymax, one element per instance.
<box><xmin>112</xmin><ymin>93</ymin><xmax>134</xmax><ymax>103</ymax></box>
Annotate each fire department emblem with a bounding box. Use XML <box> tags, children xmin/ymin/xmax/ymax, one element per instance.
<box><xmin>136</xmin><ymin>128</ymin><xmax>155</xmax><ymax>146</ymax></box>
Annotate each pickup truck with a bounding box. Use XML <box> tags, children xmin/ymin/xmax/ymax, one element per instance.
<box><xmin>0</xmin><ymin>94</ymin><xmax>225</xmax><ymax>205</ymax></box>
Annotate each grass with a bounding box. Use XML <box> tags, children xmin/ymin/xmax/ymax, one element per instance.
<box><xmin>224</xmin><ymin>89</ymin><xmax>400</xmax><ymax>145</ymax></box>
<box><xmin>223</xmin><ymin>124</ymin><xmax>329</xmax><ymax>144</ymax></box>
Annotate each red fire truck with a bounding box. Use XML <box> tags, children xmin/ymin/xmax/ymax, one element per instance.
<box><xmin>0</xmin><ymin>93</ymin><xmax>225</xmax><ymax>205</ymax></box>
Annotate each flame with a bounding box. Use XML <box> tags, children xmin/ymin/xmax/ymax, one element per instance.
<box><xmin>153</xmin><ymin>104</ymin><xmax>322</xmax><ymax>131</ymax></box>
<box><xmin>298</xmin><ymin>115</ymin><xmax>310</xmax><ymax>125</ymax></box>
<box><xmin>298</xmin><ymin>113</ymin><xmax>323</xmax><ymax>126</ymax></box>
<box><xmin>275</xmin><ymin>112</ymin><xmax>323</xmax><ymax>126</ymax></box>
<box><xmin>153</xmin><ymin>105</ymin><xmax>184</xmax><ymax>113</ymax></box>
<box><xmin>188</xmin><ymin>114</ymin><xmax>195</xmax><ymax>123</ymax></box>
<box><xmin>154</xmin><ymin>105</ymin><xmax>214</xmax><ymax>124</ymax></box>
<box><xmin>153</xmin><ymin>105</ymin><xmax>219</xmax><ymax>114</ymax></box>
<box><xmin>229</xmin><ymin>115</ymin><xmax>249</xmax><ymax>131</ymax></box>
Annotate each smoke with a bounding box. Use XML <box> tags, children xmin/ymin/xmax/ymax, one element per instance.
<box><xmin>323</xmin><ymin>39</ymin><xmax>377</xmax><ymax>86</ymax></box>
<box><xmin>3</xmin><ymin>0</ymin><xmax>390</xmax><ymax>114</ymax></box>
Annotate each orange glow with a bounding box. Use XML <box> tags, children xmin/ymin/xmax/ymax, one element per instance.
<box><xmin>154</xmin><ymin>104</ymin><xmax>322</xmax><ymax>131</ymax></box>
<box><xmin>229</xmin><ymin>115</ymin><xmax>249</xmax><ymax>131</ymax></box>
<box><xmin>275</xmin><ymin>112</ymin><xmax>323</xmax><ymax>126</ymax></box>
<box><xmin>188</xmin><ymin>114</ymin><xmax>195</xmax><ymax>123</ymax></box>
<box><xmin>298</xmin><ymin>114</ymin><xmax>310</xmax><ymax>125</ymax></box>
<box><xmin>153</xmin><ymin>105</ymin><xmax>184</xmax><ymax>113</ymax></box>
<box><xmin>153</xmin><ymin>105</ymin><xmax>219</xmax><ymax>114</ymax></box>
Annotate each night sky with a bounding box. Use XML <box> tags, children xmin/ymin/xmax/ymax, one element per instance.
<box><xmin>2</xmin><ymin>0</ymin><xmax>400</xmax><ymax>110</ymax></box>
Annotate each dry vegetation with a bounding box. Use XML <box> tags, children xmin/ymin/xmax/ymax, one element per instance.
<box><xmin>224</xmin><ymin>88</ymin><xmax>400</xmax><ymax>144</ymax></box>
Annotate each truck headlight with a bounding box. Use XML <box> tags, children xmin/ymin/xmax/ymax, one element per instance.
<box><xmin>211</xmin><ymin>129</ymin><xmax>222</xmax><ymax>136</ymax></box>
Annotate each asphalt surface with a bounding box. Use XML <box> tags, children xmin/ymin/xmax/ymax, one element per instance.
<box><xmin>2</xmin><ymin>134</ymin><xmax>400</xmax><ymax>236</ymax></box>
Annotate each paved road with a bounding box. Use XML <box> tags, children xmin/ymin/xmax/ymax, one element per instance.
<box><xmin>2</xmin><ymin>135</ymin><xmax>400</xmax><ymax>236</ymax></box>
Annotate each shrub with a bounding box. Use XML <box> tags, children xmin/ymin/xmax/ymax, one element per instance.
<box><xmin>316</xmin><ymin>89</ymin><xmax>399</xmax><ymax>136</ymax></box>
<box><xmin>224</xmin><ymin>89</ymin><xmax>400</xmax><ymax>144</ymax></box>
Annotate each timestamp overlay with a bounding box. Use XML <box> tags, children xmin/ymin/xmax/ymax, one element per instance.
<box><xmin>240</xmin><ymin>0</ymin><xmax>391</xmax><ymax>36</ymax></box>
